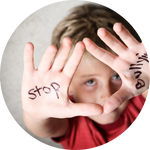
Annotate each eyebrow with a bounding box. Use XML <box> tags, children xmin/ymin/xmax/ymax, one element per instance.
<box><xmin>80</xmin><ymin>71</ymin><xmax>118</xmax><ymax>78</ymax></box>
<box><xmin>80</xmin><ymin>74</ymin><xmax>99</xmax><ymax>78</ymax></box>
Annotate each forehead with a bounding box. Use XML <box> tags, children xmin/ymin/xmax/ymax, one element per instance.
<box><xmin>74</xmin><ymin>51</ymin><xmax>114</xmax><ymax>77</ymax></box>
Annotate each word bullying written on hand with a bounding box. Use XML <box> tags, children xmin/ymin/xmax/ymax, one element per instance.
<box><xmin>129</xmin><ymin>53</ymin><xmax>149</xmax><ymax>89</ymax></box>
<box><xmin>28</xmin><ymin>82</ymin><xmax>60</xmax><ymax>100</ymax></box>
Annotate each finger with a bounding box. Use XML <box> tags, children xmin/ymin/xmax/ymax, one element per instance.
<box><xmin>83</xmin><ymin>38</ymin><xmax>117</xmax><ymax>68</ymax></box>
<box><xmin>103</xmin><ymin>86</ymin><xmax>134</xmax><ymax>114</ymax></box>
<box><xmin>97</xmin><ymin>28</ymin><xmax>127</xmax><ymax>56</ymax></box>
<box><xmin>51</xmin><ymin>37</ymin><xmax>72</xmax><ymax>71</ymax></box>
<box><xmin>44</xmin><ymin>102</ymin><xmax>103</xmax><ymax>118</ymax></box>
<box><xmin>38</xmin><ymin>45</ymin><xmax>57</xmax><ymax>72</ymax></box>
<box><xmin>23</xmin><ymin>42</ymin><xmax>35</xmax><ymax>73</ymax></box>
<box><xmin>68</xmin><ymin>102</ymin><xmax>103</xmax><ymax>117</ymax></box>
<box><xmin>113</xmin><ymin>23</ymin><xmax>139</xmax><ymax>48</ymax></box>
<box><xmin>63</xmin><ymin>41</ymin><xmax>85</xmax><ymax>78</ymax></box>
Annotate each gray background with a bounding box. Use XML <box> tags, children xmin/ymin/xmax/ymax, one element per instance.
<box><xmin>0</xmin><ymin>0</ymin><xmax>101</xmax><ymax>150</ymax></box>
<box><xmin>0</xmin><ymin>0</ymin><xmax>87</xmax><ymax>149</ymax></box>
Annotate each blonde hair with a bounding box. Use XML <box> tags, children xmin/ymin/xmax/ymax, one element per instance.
<box><xmin>51</xmin><ymin>3</ymin><xmax>141</xmax><ymax>54</ymax></box>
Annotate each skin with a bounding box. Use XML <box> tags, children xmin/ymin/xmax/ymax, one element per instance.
<box><xmin>22</xmin><ymin>23</ymin><xmax>149</xmax><ymax>138</ymax></box>
<box><xmin>22</xmin><ymin>23</ymin><xmax>150</xmax><ymax>124</ymax></box>
<box><xmin>69</xmin><ymin>23</ymin><xmax>150</xmax><ymax>124</ymax></box>
<box><xmin>83</xmin><ymin>23</ymin><xmax>149</xmax><ymax>114</ymax></box>
<box><xmin>69</xmin><ymin>52</ymin><xmax>129</xmax><ymax>124</ymax></box>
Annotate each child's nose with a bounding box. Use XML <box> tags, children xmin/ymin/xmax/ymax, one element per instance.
<box><xmin>100</xmin><ymin>95</ymin><xmax>111</xmax><ymax>106</ymax></box>
<box><xmin>98</xmin><ymin>85</ymin><xmax>113</xmax><ymax>106</ymax></box>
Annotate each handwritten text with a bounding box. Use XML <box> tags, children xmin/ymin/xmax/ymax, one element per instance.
<box><xmin>28</xmin><ymin>82</ymin><xmax>60</xmax><ymax>100</ymax></box>
<box><xmin>129</xmin><ymin>53</ymin><xmax>148</xmax><ymax>90</ymax></box>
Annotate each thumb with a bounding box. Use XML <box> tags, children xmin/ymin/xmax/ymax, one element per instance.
<box><xmin>68</xmin><ymin>102</ymin><xmax>103</xmax><ymax>117</ymax></box>
<box><xmin>103</xmin><ymin>86</ymin><xmax>134</xmax><ymax>114</ymax></box>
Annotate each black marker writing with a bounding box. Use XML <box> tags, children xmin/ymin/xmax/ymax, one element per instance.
<box><xmin>28</xmin><ymin>82</ymin><xmax>60</xmax><ymax>100</ymax></box>
<box><xmin>137</xmin><ymin>59</ymin><xmax>148</xmax><ymax>63</ymax></box>
<box><xmin>139</xmin><ymin>55</ymin><xmax>148</xmax><ymax>59</ymax></box>
<box><xmin>34</xmin><ymin>86</ymin><xmax>42</xmax><ymax>96</ymax></box>
<box><xmin>129</xmin><ymin>67</ymin><xmax>142</xmax><ymax>70</ymax></box>
<box><xmin>136</xmin><ymin>79</ymin><xmax>145</xmax><ymax>89</ymax></box>
<box><xmin>134</xmin><ymin>71</ymin><xmax>142</xmax><ymax>79</ymax></box>
<box><xmin>137</xmin><ymin>53</ymin><xmax>149</xmax><ymax>63</ymax></box>
<box><xmin>51</xmin><ymin>82</ymin><xmax>60</xmax><ymax>99</ymax></box>
<box><xmin>28</xmin><ymin>88</ymin><xmax>37</xmax><ymax>100</ymax></box>
<box><xmin>144</xmin><ymin>49</ymin><xmax>150</xmax><ymax>56</ymax></box>
<box><xmin>129</xmin><ymin>52</ymin><xmax>149</xmax><ymax>90</ymax></box>
<box><xmin>43</xmin><ymin>86</ymin><xmax>51</xmax><ymax>94</ymax></box>
<box><xmin>130</xmin><ymin>64</ymin><xmax>143</xmax><ymax>66</ymax></box>
<box><xmin>129</xmin><ymin>63</ymin><xmax>143</xmax><ymax>70</ymax></box>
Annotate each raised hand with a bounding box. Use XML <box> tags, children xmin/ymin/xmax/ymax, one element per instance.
<box><xmin>83</xmin><ymin>23</ymin><xmax>150</xmax><ymax>114</ymax></box>
<box><xmin>22</xmin><ymin>38</ymin><xmax>102</xmax><ymax>120</ymax></box>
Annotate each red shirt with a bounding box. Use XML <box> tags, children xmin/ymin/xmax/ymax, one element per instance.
<box><xmin>52</xmin><ymin>95</ymin><xmax>145</xmax><ymax>149</ymax></box>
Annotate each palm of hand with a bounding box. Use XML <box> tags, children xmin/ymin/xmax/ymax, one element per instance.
<box><xmin>22</xmin><ymin>38</ymin><xmax>103</xmax><ymax>120</ymax></box>
<box><xmin>22</xmin><ymin>70</ymin><xmax>68</xmax><ymax>119</ymax></box>
<box><xmin>83</xmin><ymin>23</ymin><xmax>150</xmax><ymax>114</ymax></box>
<box><xmin>22</xmin><ymin>38</ymin><xmax>78</xmax><ymax>119</ymax></box>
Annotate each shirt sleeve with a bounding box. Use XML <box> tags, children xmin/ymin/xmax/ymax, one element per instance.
<box><xmin>51</xmin><ymin>117</ymin><xmax>75</xmax><ymax>143</ymax></box>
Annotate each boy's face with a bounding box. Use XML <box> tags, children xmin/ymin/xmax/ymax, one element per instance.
<box><xmin>69</xmin><ymin>51</ymin><xmax>123</xmax><ymax>121</ymax></box>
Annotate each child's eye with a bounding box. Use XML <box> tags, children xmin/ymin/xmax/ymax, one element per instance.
<box><xmin>112</xmin><ymin>74</ymin><xmax>121</xmax><ymax>80</ymax></box>
<box><xmin>86</xmin><ymin>80</ymin><xmax>96</xmax><ymax>86</ymax></box>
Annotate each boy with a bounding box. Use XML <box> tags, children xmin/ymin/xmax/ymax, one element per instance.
<box><xmin>22</xmin><ymin>3</ymin><xmax>149</xmax><ymax>149</ymax></box>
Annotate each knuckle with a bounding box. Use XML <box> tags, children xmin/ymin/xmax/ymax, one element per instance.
<box><xmin>110</xmin><ymin>40</ymin><xmax>118</xmax><ymax>48</ymax></box>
